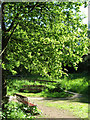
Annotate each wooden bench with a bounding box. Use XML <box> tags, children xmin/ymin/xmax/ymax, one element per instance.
<box><xmin>30</xmin><ymin>79</ymin><xmax>57</xmax><ymax>83</ymax></box>
<box><xmin>19</xmin><ymin>88</ymin><xmax>42</xmax><ymax>93</ymax></box>
<box><xmin>23</xmin><ymin>85</ymin><xmax>46</xmax><ymax>87</ymax></box>
<box><xmin>19</xmin><ymin>80</ymin><xmax>57</xmax><ymax>93</ymax></box>
<box><xmin>19</xmin><ymin>84</ymin><xmax>47</xmax><ymax>93</ymax></box>
<box><xmin>15</xmin><ymin>93</ymin><xmax>36</xmax><ymax>107</ymax></box>
<box><xmin>14</xmin><ymin>93</ymin><xmax>37</xmax><ymax>114</ymax></box>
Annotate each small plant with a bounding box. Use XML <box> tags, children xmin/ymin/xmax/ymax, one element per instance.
<box><xmin>22</xmin><ymin>104</ymin><xmax>39</xmax><ymax>115</ymax></box>
<box><xmin>48</xmin><ymin>82</ymin><xmax>64</xmax><ymax>93</ymax></box>
<box><xmin>2</xmin><ymin>101</ymin><xmax>36</xmax><ymax>119</ymax></box>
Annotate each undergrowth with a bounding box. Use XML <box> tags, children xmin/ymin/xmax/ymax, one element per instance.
<box><xmin>60</xmin><ymin>72</ymin><xmax>89</xmax><ymax>94</ymax></box>
<box><xmin>7</xmin><ymin>72</ymin><xmax>89</xmax><ymax>97</ymax></box>
<box><xmin>2</xmin><ymin>101</ymin><xmax>37</xmax><ymax>119</ymax></box>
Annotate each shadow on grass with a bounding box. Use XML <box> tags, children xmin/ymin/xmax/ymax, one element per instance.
<box><xmin>39</xmin><ymin>88</ymin><xmax>73</xmax><ymax>98</ymax></box>
<box><xmin>70</xmin><ymin>95</ymin><xmax>89</xmax><ymax>103</ymax></box>
<box><xmin>42</xmin><ymin>93</ymin><xmax>89</xmax><ymax>104</ymax></box>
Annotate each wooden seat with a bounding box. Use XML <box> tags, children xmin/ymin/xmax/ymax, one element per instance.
<box><xmin>19</xmin><ymin>88</ymin><xmax>42</xmax><ymax>93</ymax></box>
<box><xmin>23</xmin><ymin>85</ymin><xmax>46</xmax><ymax>87</ymax></box>
<box><xmin>15</xmin><ymin>93</ymin><xmax>36</xmax><ymax>107</ymax></box>
<box><xmin>30</xmin><ymin>79</ymin><xmax>57</xmax><ymax>83</ymax></box>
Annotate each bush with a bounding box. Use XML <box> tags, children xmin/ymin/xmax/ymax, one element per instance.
<box><xmin>2</xmin><ymin>101</ymin><xmax>36</xmax><ymax>119</ymax></box>
<box><xmin>48</xmin><ymin>82</ymin><xmax>64</xmax><ymax>93</ymax></box>
<box><xmin>60</xmin><ymin>72</ymin><xmax>89</xmax><ymax>95</ymax></box>
<box><xmin>40</xmin><ymin>88</ymin><xmax>73</xmax><ymax>98</ymax></box>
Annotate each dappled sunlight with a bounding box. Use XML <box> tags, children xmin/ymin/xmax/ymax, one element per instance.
<box><xmin>28</xmin><ymin>97</ymin><xmax>88</xmax><ymax>118</ymax></box>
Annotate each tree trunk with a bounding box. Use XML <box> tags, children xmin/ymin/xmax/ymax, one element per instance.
<box><xmin>2</xmin><ymin>41</ymin><xmax>9</xmax><ymax>119</ymax></box>
<box><xmin>1</xmin><ymin>3</ymin><xmax>9</xmax><ymax>119</ymax></box>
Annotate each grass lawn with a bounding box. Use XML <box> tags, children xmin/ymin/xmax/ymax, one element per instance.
<box><xmin>6</xmin><ymin>72</ymin><xmax>89</xmax><ymax>119</ymax></box>
<box><xmin>35</xmin><ymin>99</ymin><xmax>88</xmax><ymax>118</ymax></box>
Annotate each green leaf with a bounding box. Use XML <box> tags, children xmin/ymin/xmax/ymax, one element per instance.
<box><xmin>11</xmin><ymin>70</ymin><xmax>17</xmax><ymax>75</ymax></box>
<box><xmin>15</xmin><ymin>61</ymin><xmax>20</xmax><ymax>67</ymax></box>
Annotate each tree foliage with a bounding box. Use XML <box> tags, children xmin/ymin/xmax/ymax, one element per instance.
<box><xmin>2</xmin><ymin>2</ymin><xmax>89</xmax><ymax>79</ymax></box>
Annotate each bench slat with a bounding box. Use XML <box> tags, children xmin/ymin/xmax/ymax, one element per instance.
<box><xmin>30</xmin><ymin>79</ymin><xmax>57</xmax><ymax>83</ymax></box>
<box><xmin>23</xmin><ymin>85</ymin><xmax>46</xmax><ymax>87</ymax></box>
<box><xmin>15</xmin><ymin>93</ymin><xmax>36</xmax><ymax>107</ymax></box>
<box><xmin>20</xmin><ymin>88</ymin><xmax>43</xmax><ymax>90</ymax></box>
<box><xmin>15</xmin><ymin>93</ymin><xmax>27</xmax><ymax>98</ymax></box>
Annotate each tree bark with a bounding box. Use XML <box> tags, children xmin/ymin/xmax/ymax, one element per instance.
<box><xmin>1</xmin><ymin>3</ymin><xmax>9</xmax><ymax>119</ymax></box>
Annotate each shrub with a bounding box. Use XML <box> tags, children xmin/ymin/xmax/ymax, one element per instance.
<box><xmin>2</xmin><ymin>101</ymin><xmax>36</xmax><ymax>119</ymax></box>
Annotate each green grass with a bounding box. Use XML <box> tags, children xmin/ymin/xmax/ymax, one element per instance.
<box><xmin>39</xmin><ymin>89</ymin><xmax>73</xmax><ymax>98</ymax></box>
<box><xmin>35</xmin><ymin>100</ymin><xmax>88</xmax><ymax>118</ymax></box>
<box><xmin>59</xmin><ymin>72</ymin><xmax>89</xmax><ymax>95</ymax></box>
<box><xmin>7</xmin><ymin>77</ymin><xmax>73</xmax><ymax>98</ymax></box>
<box><xmin>17</xmin><ymin>92</ymin><xmax>41</xmax><ymax>97</ymax></box>
<box><xmin>7</xmin><ymin>72</ymin><xmax>89</xmax><ymax>98</ymax></box>
<box><xmin>17</xmin><ymin>90</ymin><xmax>73</xmax><ymax>98</ymax></box>
<box><xmin>47</xmin><ymin>102</ymin><xmax>88</xmax><ymax>118</ymax></box>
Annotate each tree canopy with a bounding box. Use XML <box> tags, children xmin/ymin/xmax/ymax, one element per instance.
<box><xmin>1</xmin><ymin>2</ymin><xmax>89</xmax><ymax>79</ymax></box>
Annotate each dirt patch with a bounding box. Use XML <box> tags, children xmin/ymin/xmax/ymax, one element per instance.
<box><xmin>28</xmin><ymin>97</ymin><xmax>76</xmax><ymax>118</ymax></box>
<box><xmin>36</xmin><ymin>102</ymin><xmax>75</xmax><ymax>118</ymax></box>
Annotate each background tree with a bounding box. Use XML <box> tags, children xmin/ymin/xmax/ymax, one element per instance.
<box><xmin>2</xmin><ymin>2</ymin><xmax>89</xmax><ymax>78</ymax></box>
<box><xmin>1</xmin><ymin>2</ymin><xmax>89</xmax><ymax>114</ymax></box>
